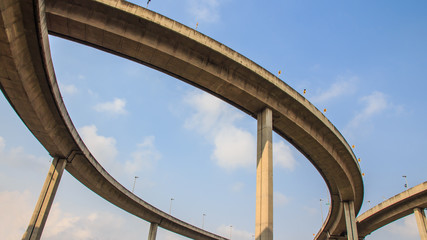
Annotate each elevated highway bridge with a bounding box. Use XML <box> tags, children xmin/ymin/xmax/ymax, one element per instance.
<box><xmin>1</xmin><ymin>0</ymin><xmax>424</xmax><ymax>239</ymax></box>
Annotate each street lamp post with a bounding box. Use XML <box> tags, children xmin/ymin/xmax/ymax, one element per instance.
<box><xmin>229</xmin><ymin>225</ymin><xmax>232</xmax><ymax>239</ymax></box>
<box><xmin>202</xmin><ymin>214</ymin><xmax>206</xmax><ymax>229</ymax></box>
<box><xmin>132</xmin><ymin>176</ymin><xmax>139</xmax><ymax>193</ymax></box>
<box><xmin>319</xmin><ymin>199</ymin><xmax>324</xmax><ymax>224</ymax></box>
<box><xmin>169</xmin><ymin>198</ymin><xmax>174</xmax><ymax>215</ymax></box>
<box><xmin>403</xmin><ymin>175</ymin><xmax>408</xmax><ymax>188</ymax></box>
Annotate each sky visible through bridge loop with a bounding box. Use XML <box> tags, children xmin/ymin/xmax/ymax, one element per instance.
<box><xmin>1</xmin><ymin>0</ymin><xmax>427</xmax><ymax>239</ymax></box>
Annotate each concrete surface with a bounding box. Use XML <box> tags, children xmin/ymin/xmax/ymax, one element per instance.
<box><xmin>0</xmin><ymin>0</ymin><xmax>365</xmax><ymax>239</ymax></box>
<box><xmin>357</xmin><ymin>181</ymin><xmax>427</xmax><ymax>238</ymax></box>
<box><xmin>256</xmin><ymin>108</ymin><xmax>273</xmax><ymax>240</ymax></box>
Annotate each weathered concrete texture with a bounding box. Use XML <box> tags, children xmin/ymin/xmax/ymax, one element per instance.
<box><xmin>148</xmin><ymin>222</ymin><xmax>158</xmax><ymax>240</ymax></box>
<box><xmin>343</xmin><ymin>201</ymin><xmax>358</xmax><ymax>240</ymax></box>
<box><xmin>22</xmin><ymin>158</ymin><xmax>67</xmax><ymax>240</ymax></box>
<box><xmin>0</xmin><ymin>0</ymin><xmax>227</xmax><ymax>239</ymax></box>
<box><xmin>256</xmin><ymin>108</ymin><xmax>273</xmax><ymax>240</ymax></box>
<box><xmin>414</xmin><ymin>208</ymin><xmax>427</xmax><ymax>240</ymax></box>
<box><xmin>0</xmin><ymin>0</ymin><xmax>364</xmax><ymax>239</ymax></box>
<box><xmin>357</xmin><ymin>181</ymin><xmax>427</xmax><ymax>238</ymax></box>
<box><xmin>43</xmin><ymin>0</ymin><xmax>363</xmax><ymax>238</ymax></box>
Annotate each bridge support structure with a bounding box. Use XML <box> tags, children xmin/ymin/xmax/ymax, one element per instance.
<box><xmin>148</xmin><ymin>222</ymin><xmax>158</xmax><ymax>240</ymax></box>
<box><xmin>343</xmin><ymin>201</ymin><xmax>358</xmax><ymax>240</ymax></box>
<box><xmin>255</xmin><ymin>108</ymin><xmax>273</xmax><ymax>240</ymax></box>
<box><xmin>22</xmin><ymin>157</ymin><xmax>67</xmax><ymax>240</ymax></box>
<box><xmin>414</xmin><ymin>208</ymin><xmax>427</xmax><ymax>240</ymax></box>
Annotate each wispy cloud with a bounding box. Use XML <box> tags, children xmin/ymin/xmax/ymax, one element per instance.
<box><xmin>184</xmin><ymin>91</ymin><xmax>297</xmax><ymax>171</ymax></box>
<box><xmin>310</xmin><ymin>77</ymin><xmax>358</xmax><ymax>104</ymax></box>
<box><xmin>184</xmin><ymin>91</ymin><xmax>255</xmax><ymax>171</ymax></box>
<box><xmin>386</xmin><ymin>215</ymin><xmax>419</xmax><ymax>238</ymax></box>
<box><xmin>0</xmin><ymin>190</ymin><xmax>33</xmax><ymax>240</ymax></box>
<box><xmin>230</xmin><ymin>181</ymin><xmax>245</xmax><ymax>192</ymax></box>
<box><xmin>347</xmin><ymin>91</ymin><xmax>389</xmax><ymax>129</ymax></box>
<box><xmin>0</xmin><ymin>189</ymin><xmax>150</xmax><ymax>240</ymax></box>
<box><xmin>60</xmin><ymin>83</ymin><xmax>78</xmax><ymax>95</ymax></box>
<box><xmin>273</xmin><ymin>141</ymin><xmax>296</xmax><ymax>171</ymax></box>
<box><xmin>217</xmin><ymin>224</ymin><xmax>253</xmax><ymax>240</ymax></box>
<box><xmin>79</xmin><ymin>125</ymin><xmax>118</xmax><ymax>169</ymax></box>
<box><xmin>187</xmin><ymin>0</ymin><xmax>221</xmax><ymax>23</ymax></box>
<box><xmin>0</xmin><ymin>136</ymin><xmax>48</xmax><ymax>168</ymax></box>
<box><xmin>94</xmin><ymin>98</ymin><xmax>127</xmax><ymax>115</ymax></box>
<box><xmin>125</xmin><ymin>136</ymin><xmax>161</xmax><ymax>175</ymax></box>
<box><xmin>274</xmin><ymin>191</ymin><xmax>290</xmax><ymax>207</ymax></box>
<box><xmin>79</xmin><ymin>125</ymin><xmax>161</xmax><ymax>182</ymax></box>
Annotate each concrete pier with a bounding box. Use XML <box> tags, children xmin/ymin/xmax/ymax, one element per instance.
<box><xmin>22</xmin><ymin>158</ymin><xmax>67</xmax><ymax>240</ymax></box>
<box><xmin>414</xmin><ymin>208</ymin><xmax>427</xmax><ymax>240</ymax></box>
<box><xmin>343</xmin><ymin>201</ymin><xmax>358</xmax><ymax>240</ymax></box>
<box><xmin>148</xmin><ymin>222</ymin><xmax>158</xmax><ymax>240</ymax></box>
<box><xmin>255</xmin><ymin>108</ymin><xmax>273</xmax><ymax>240</ymax></box>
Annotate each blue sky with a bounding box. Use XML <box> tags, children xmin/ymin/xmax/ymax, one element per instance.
<box><xmin>1</xmin><ymin>0</ymin><xmax>427</xmax><ymax>239</ymax></box>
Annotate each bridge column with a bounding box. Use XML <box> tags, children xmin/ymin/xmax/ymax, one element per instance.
<box><xmin>414</xmin><ymin>208</ymin><xmax>427</xmax><ymax>240</ymax></box>
<box><xmin>255</xmin><ymin>108</ymin><xmax>273</xmax><ymax>240</ymax></box>
<box><xmin>148</xmin><ymin>222</ymin><xmax>158</xmax><ymax>240</ymax></box>
<box><xmin>22</xmin><ymin>157</ymin><xmax>67</xmax><ymax>240</ymax></box>
<box><xmin>343</xmin><ymin>201</ymin><xmax>358</xmax><ymax>240</ymax></box>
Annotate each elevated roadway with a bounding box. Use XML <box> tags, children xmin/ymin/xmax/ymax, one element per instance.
<box><xmin>0</xmin><ymin>0</ymin><xmax>226</xmax><ymax>239</ymax></box>
<box><xmin>0</xmin><ymin>0</ymin><xmax>364</xmax><ymax>238</ymax></box>
<box><xmin>357</xmin><ymin>181</ymin><xmax>427</xmax><ymax>238</ymax></box>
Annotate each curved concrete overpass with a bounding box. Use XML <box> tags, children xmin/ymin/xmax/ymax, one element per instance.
<box><xmin>0</xmin><ymin>0</ymin><xmax>363</xmax><ymax>238</ymax></box>
<box><xmin>0</xmin><ymin>0</ymin><xmax>226</xmax><ymax>239</ymax></box>
<box><xmin>357</xmin><ymin>181</ymin><xmax>427</xmax><ymax>238</ymax></box>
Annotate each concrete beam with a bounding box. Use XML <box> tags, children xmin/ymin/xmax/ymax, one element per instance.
<box><xmin>148</xmin><ymin>222</ymin><xmax>159</xmax><ymax>240</ymax></box>
<box><xmin>414</xmin><ymin>208</ymin><xmax>427</xmax><ymax>240</ymax></box>
<box><xmin>343</xmin><ymin>201</ymin><xmax>358</xmax><ymax>240</ymax></box>
<box><xmin>22</xmin><ymin>158</ymin><xmax>67</xmax><ymax>240</ymax></box>
<box><xmin>357</xmin><ymin>182</ymin><xmax>427</xmax><ymax>238</ymax></box>
<box><xmin>256</xmin><ymin>108</ymin><xmax>273</xmax><ymax>240</ymax></box>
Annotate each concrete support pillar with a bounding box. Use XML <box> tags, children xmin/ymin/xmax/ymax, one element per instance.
<box><xmin>414</xmin><ymin>208</ymin><xmax>427</xmax><ymax>240</ymax></box>
<box><xmin>343</xmin><ymin>201</ymin><xmax>359</xmax><ymax>240</ymax></box>
<box><xmin>255</xmin><ymin>108</ymin><xmax>273</xmax><ymax>240</ymax></box>
<box><xmin>148</xmin><ymin>222</ymin><xmax>158</xmax><ymax>240</ymax></box>
<box><xmin>22</xmin><ymin>158</ymin><xmax>67</xmax><ymax>240</ymax></box>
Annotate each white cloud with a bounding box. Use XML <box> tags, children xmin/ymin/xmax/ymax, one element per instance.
<box><xmin>310</xmin><ymin>77</ymin><xmax>358</xmax><ymax>104</ymax></box>
<box><xmin>94</xmin><ymin>98</ymin><xmax>127</xmax><ymax>115</ymax></box>
<box><xmin>78</xmin><ymin>125</ymin><xmax>118</xmax><ymax>169</ymax></box>
<box><xmin>125</xmin><ymin>136</ymin><xmax>161</xmax><ymax>175</ymax></box>
<box><xmin>273</xmin><ymin>141</ymin><xmax>296</xmax><ymax>171</ymax></box>
<box><xmin>213</xmin><ymin>126</ymin><xmax>255</xmax><ymax>170</ymax></box>
<box><xmin>184</xmin><ymin>91</ymin><xmax>255</xmax><ymax>171</ymax></box>
<box><xmin>188</xmin><ymin>0</ymin><xmax>221</xmax><ymax>23</ymax></box>
<box><xmin>44</xmin><ymin>202</ymin><xmax>144</xmax><ymax>240</ymax></box>
<box><xmin>274</xmin><ymin>191</ymin><xmax>289</xmax><ymax>207</ymax></box>
<box><xmin>0</xmin><ymin>136</ymin><xmax>48</xmax><ymax>168</ymax></box>
<box><xmin>0</xmin><ymin>190</ymin><xmax>33</xmax><ymax>240</ymax></box>
<box><xmin>386</xmin><ymin>214</ymin><xmax>419</xmax><ymax>238</ymax></box>
<box><xmin>230</xmin><ymin>182</ymin><xmax>245</xmax><ymax>192</ymax></box>
<box><xmin>0</xmin><ymin>189</ymin><xmax>146</xmax><ymax>240</ymax></box>
<box><xmin>347</xmin><ymin>91</ymin><xmax>389</xmax><ymax>129</ymax></box>
<box><xmin>0</xmin><ymin>136</ymin><xmax>5</xmax><ymax>151</ymax></box>
<box><xmin>217</xmin><ymin>225</ymin><xmax>253</xmax><ymax>240</ymax></box>
<box><xmin>60</xmin><ymin>83</ymin><xmax>78</xmax><ymax>95</ymax></box>
<box><xmin>184</xmin><ymin>91</ymin><xmax>241</xmax><ymax>133</ymax></box>
<box><xmin>78</xmin><ymin>126</ymin><xmax>160</xmax><ymax>189</ymax></box>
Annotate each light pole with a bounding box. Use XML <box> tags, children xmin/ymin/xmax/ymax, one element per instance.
<box><xmin>229</xmin><ymin>225</ymin><xmax>232</xmax><ymax>239</ymax></box>
<box><xmin>169</xmin><ymin>198</ymin><xmax>174</xmax><ymax>215</ymax></box>
<box><xmin>319</xmin><ymin>199</ymin><xmax>324</xmax><ymax>224</ymax></box>
<box><xmin>132</xmin><ymin>176</ymin><xmax>139</xmax><ymax>193</ymax></box>
<box><xmin>403</xmin><ymin>175</ymin><xmax>408</xmax><ymax>189</ymax></box>
<box><xmin>202</xmin><ymin>214</ymin><xmax>206</xmax><ymax>229</ymax></box>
